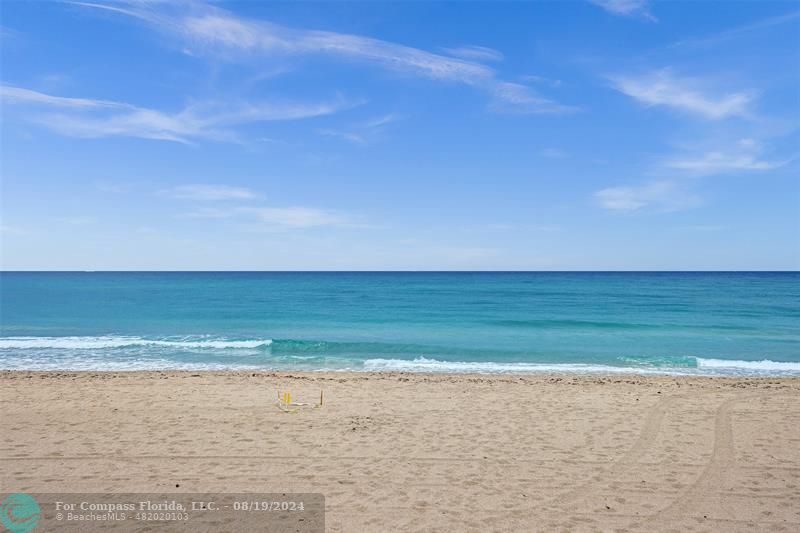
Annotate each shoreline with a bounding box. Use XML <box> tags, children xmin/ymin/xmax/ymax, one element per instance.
<box><xmin>3</xmin><ymin>371</ymin><xmax>799</xmax><ymax>531</ymax></box>
<box><xmin>3</xmin><ymin>369</ymin><xmax>800</xmax><ymax>380</ymax></box>
<box><xmin>3</xmin><ymin>367</ymin><xmax>800</xmax><ymax>376</ymax></box>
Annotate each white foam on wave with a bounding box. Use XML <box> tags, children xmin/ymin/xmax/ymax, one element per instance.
<box><xmin>696</xmin><ymin>358</ymin><xmax>800</xmax><ymax>372</ymax></box>
<box><xmin>362</xmin><ymin>357</ymin><xmax>681</xmax><ymax>375</ymax></box>
<box><xmin>0</xmin><ymin>336</ymin><xmax>272</xmax><ymax>350</ymax></box>
<box><xmin>363</xmin><ymin>357</ymin><xmax>800</xmax><ymax>376</ymax></box>
<box><xmin>0</xmin><ymin>357</ymin><xmax>265</xmax><ymax>371</ymax></box>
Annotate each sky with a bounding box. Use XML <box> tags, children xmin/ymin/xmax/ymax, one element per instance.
<box><xmin>1</xmin><ymin>0</ymin><xmax>798</xmax><ymax>270</ymax></box>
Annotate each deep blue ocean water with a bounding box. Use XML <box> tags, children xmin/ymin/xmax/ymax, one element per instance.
<box><xmin>1</xmin><ymin>272</ymin><xmax>798</xmax><ymax>375</ymax></box>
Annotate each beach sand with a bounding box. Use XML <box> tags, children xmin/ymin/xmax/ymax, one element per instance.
<box><xmin>2</xmin><ymin>371</ymin><xmax>799</xmax><ymax>532</ymax></box>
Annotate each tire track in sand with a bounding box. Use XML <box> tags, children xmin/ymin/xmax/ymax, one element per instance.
<box><xmin>629</xmin><ymin>395</ymin><xmax>738</xmax><ymax>530</ymax></box>
<box><xmin>545</xmin><ymin>394</ymin><xmax>680</xmax><ymax>510</ymax></box>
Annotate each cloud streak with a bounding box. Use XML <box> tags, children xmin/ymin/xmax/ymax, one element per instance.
<box><xmin>181</xmin><ymin>205</ymin><xmax>360</xmax><ymax>229</ymax></box>
<box><xmin>161</xmin><ymin>184</ymin><xmax>259</xmax><ymax>201</ymax></box>
<box><xmin>666</xmin><ymin>152</ymin><xmax>787</xmax><ymax>174</ymax></box>
<box><xmin>316</xmin><ymin>113</ymin><xmax>401</xmax><ymax>144</ymax></box>
<box><xmin>589</xmin><ymin>0</ymin><xmax>656</xmax><ymax>21</ymax></box>
<box><xmin>593</xmin><ymin>138</ymin><xmax>791</xmax><ymax>214</ymax></box>
<box><xmin>242</xmin><ymin>207</ymin><xmax>351</xmax><ymax>229</ymax></box>
<box><xmin>1</xmin><ymin>84</ymin><xmax>354</xmax><ymax>143</ymax></box>
<box><xmin>490</xmin><ymin>82</ymin><xmax>577</xmax><ymax>114</ymax></box>
<box><xmin>664</xmin><ymin>139</ymin><xmax>791</xmax><ymax>176</ymax></box>
<box><xmin>73</xmin><ymin>1</ymin><xmax>574</xmax><ymax>114</ymax></box>
<box><xmin>594</xmin><ymin>181</ymin><xmax>701</xmax><ymax>212</ymax></box>
<box><xmin>1</xmin><ymin>84</ymin><xmax>127</xmax><ymax>109</ymax></box>
<box><xmin>670</xmin><ymin>10</ymin><xmax>800</xmax><ymax>49</ymax></box>
<box><xmin>442</xmin><ymin>45</ymin><xmax>504</xmax><ymax>63</ymax></box>
<box><xmin>609</xmin><ymin>69</ymin><xmax>754</xmax><ymax>119</ymax></box>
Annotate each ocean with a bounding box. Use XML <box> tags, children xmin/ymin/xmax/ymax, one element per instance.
<box><xmin>1</xmin><ymin>272</ymin><xmax>798</xmax><ymax>375</ymax></box>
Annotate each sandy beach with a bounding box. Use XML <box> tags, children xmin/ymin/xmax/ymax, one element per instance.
<box><xmin>2</xmin><ymin>371</ymin><xmax>799</xmax><ymax>532</ymax></box>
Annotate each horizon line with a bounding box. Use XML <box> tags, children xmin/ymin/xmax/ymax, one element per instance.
<box><xmin>1</xmin><ymin>270</ymin><xmax>798</xmax><ymax>274</ymax></box>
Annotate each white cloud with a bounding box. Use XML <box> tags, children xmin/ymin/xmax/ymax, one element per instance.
<box><xmin>594</xmin><ymin>181</ymin><xmax>701</xmax><ymax>212</ymax></box>
<box><xmin>316</xmin><ymin>113</ymin><xmax>401</xmax><ymax>144</ymax></box>
<box><xmin>491</xmin><ymin>82</ymin><xmax>578</xmax><ymax>114</ymax></box>
<box><xmin>362</xmin><ymin>114</ymin><xmax>400</xmax><ymax>129</ymax></box>
<box><xmin>589</xmin><ymin>0</ymin><xmax>656</xmax><ymax>21</ymax></box>
<box><xmin>665</xmin><ymin>138</ymin><xmax>791</xmax><ymax>175</ymax></box>
<box><xmin>0</xmin><ymin>84</ymin><xmax>126</xmax><ymax>109</ymax></box>
<box><xmin>1</xmin><ymin>85</ymin><xmax>354</xmax><ymax>143</ymax></box>
<box><xmin>162</xmin><ymin>184</ymin><xmax>258</xmax><ymax>201</ymax></box>
<box><xmin>670</xmin><ymin>10</ymin><xmax>800</xmax><ymax>49</ymax></box>
<box><xmin>73</xmin><ymin>1</ymin><xmax>573</xmax><ymax>114</ymax></box>
<box><xmin>667</xmin><ymin>152</ymin><xmax>785</xmax><ymax>174</ymax></box>
<box><xmin>67</xmin><ymin>1</ymin><xmax>161</xmax><ymax>24</ymax></box>
<box><xmin>179</xmin><ymin>205</ymin><xmax>358</xmax><ymax>229</ymax></box>
<box><xmin>442</xmin><ymin>45</ymin><xmax>504</xmax><ymax>63</ymax></box>
<box><xmin>595</xmin><ymin>138</ymin><xmax>792</xmax><ymax>214</ymax></box>
<box><xmin>242</xmin><ymin>207</ymin><xmax>349</xmax><ymax>228</ymax></box>
<box><xmin>179</xmin><ymin>12</ymin><xmax>494</xmax><ymax>84</ymax></box>
<box><xmin>609</xmin><ymin>69</ymin><xmax>754</xmax><ymax>119</ymax></box>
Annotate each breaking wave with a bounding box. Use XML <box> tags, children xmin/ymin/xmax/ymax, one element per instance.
<box><xmin>0</xmin><ymin>336</ymin><xmax>272</xmax><ymax>350</ymax></box>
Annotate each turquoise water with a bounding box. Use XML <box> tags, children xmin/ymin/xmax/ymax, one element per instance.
<box><xmin>1</xmin><ymin>272</ymin><xmax>798</xmax><ymax>375</ymax></box>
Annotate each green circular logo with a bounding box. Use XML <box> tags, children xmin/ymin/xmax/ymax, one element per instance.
<box><xmin>0</xmin><ymin>493</ymin><xmax>40</xmax><ymax>533</ymax></box>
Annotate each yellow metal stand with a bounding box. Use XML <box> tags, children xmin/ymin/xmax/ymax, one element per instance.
<box><xmin>276</xmin><ymin>390</ymin><xmax>323</xmax><ymax>413</ymax></box>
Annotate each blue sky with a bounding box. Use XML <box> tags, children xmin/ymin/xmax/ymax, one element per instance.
<box><xmin>1</xmin><ymin>0</ymin><xmax>798</xmax><ymax>270</ymax></box>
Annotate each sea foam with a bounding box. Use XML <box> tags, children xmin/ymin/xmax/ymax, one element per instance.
<box><xmin>363</xmin><ymin>356</ymin><xmax>800</xmax><ymax>376</ymax></box>
<box><xmin>0</xmin><ymin>336</ymin><xmax>272</xmax><ymax>350</ymax></box>
<box><xmin>695</xmin><ymin>358</ymin><xmax>800</xmax><ymax>372</ymax></box>
<box><xmin>362</xmin><ymin>357</ymin><xmax>678</xmax><ymax>375</ymax></box>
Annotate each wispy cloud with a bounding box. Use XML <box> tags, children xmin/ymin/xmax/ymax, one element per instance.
<box><xmin>179</xmin><ymin>11</ymin><xmax>492</xmax><ymax>83</ymax></box>
<box><xmin>242</xmin><ymin>207</ymin><xmax>351</xmax><ymax>228</ymax></box>
<box><xmin>72</xmin><ymin>1</ymin><xmax>573</xmax><ymax>115</ymax></box>
<box><xmin>67</xmin><ymin>1</ymin><xmax>162</xmax><ymax>24</ymax></box>
<box><xmin>670</xmin><ymin>10</ymin><xmax>800</xmax><ymax>49</ymax></box>
<box><xmin>181</xmin><ymin>205</ymin><xmax>360</xmax><ymax>229</ymax></box>
<box><xmin>588</xmin><ymin>0</ymin><xmax>656</xmax><ymax>21</ymax></box>
<box><xmin>664</xmin><ymin>138</ymin><xmax>791</xmax><ymax>176</ymax></box>
<box><xmin>161</xmin><ymin>184</ymin><xmax>259</xmax><ymax>201</ymax></box>
<box><xmin>491</xmin><ymin>82</ymin><xmax>578</xmax><ymax>114</ymax></box>
<box><xmin>316</xmin><ymin>113</ymin><xmax>401</xmax><ymax>144</ymax></box>
<box><xmin>666</xmin><ymin>152</ymin><xmax>787</xmax><ymax>175</ymax></box>
<box><xmin>442</xmin><ymin>45</ymin><xmax>504</xmax><ymax>63</ymax></box>
<box><xmin>594</xmin><ymin>181</ymin><xmax>701</xmax><ymax>212</ymax></box>
<box><xmin>1</xmin><ymin>85</ymin><xmax>354</xmax><ymax>143</ymax></box>
<box><xmin>1</xmin><ymin>84</ymin><xmax>125</xmax><ymax>109</ymax></box>
<box><xmin>609</xmin><ymin>69</ymin><xmax>754</xmax><ymax>119</ymax></box>
<box><xmin>594</xmin><ymin>137</ymin><xmax>792</xmax><ymax>213</ymax></box>
<box><xmin>165</xmin><ymin>184</ymin><xmax>360</xmax><ymax>228</ymax></box>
